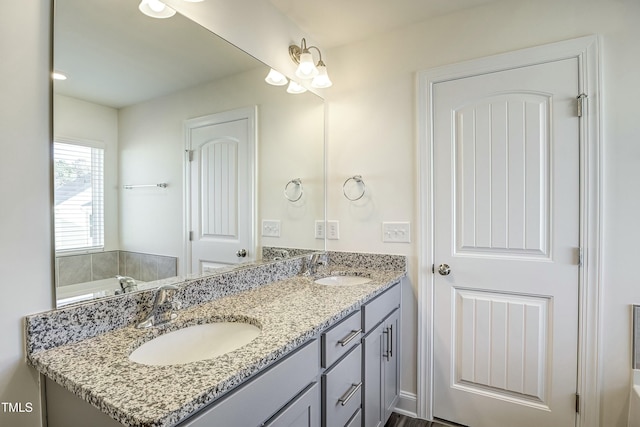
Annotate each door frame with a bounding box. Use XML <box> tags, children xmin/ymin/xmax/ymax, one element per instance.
<box><xmin>183</xmin><ymin>106</ymin><xmax>258</xmax><ymax>274</ymax></box>
<box><xmin>416</xmin><ymin>36</ymin><xmax>601</xmax><ymax>427</ymax></box>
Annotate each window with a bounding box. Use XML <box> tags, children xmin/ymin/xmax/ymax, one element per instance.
<box><xmin>53</xmin><ymin>141</ymin><xmax>104</xmax><ymax>252</ymax></box>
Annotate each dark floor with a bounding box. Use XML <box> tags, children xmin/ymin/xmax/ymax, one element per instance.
<box><xmin>385</xmin><ymin>413</ymin><xmax>450</xmax><ymax>427</ymax></box>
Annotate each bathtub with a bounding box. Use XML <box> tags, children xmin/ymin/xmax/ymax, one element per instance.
<box><xmin>56</xmin><ymin>277</ymin><xmax>152</xmax><ymax>307</ymax></box>
<box><xmin>631</xmin><ymin>370</ymin><xmax>640</xmax><ymax>427</ymax></box>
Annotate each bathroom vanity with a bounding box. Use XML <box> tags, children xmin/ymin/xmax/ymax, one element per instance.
<box><xmin>26</xmin><ymin>252</ymin><xmax>404</xmax><ymax>427</ymax></box>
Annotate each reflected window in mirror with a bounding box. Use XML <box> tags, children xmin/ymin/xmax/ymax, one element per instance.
<box><xmin>53</xmin><ymin>139</ymin><xmax>105</xmax><ymax>252</ymax></box>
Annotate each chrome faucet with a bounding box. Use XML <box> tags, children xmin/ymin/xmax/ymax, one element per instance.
<box><xmin>302</xmin><ymin>252</ymin><xmax>327</xmax><ymax>276</ymax></box>
<box><xmin>137</xmin><ymin>284</ymin><xmax>179</xmax><ymax>328</ymax></box>
<box><xmin>115</xmin><ymin>275</ymin><xmax>137</xmax><ymax>294</ymax></box>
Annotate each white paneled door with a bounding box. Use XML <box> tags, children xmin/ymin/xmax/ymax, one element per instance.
<box><xmin>432</xmin><ymin>58</ymin><xmax>580</xmax><ymax>426</ymax></box>
<box><xmin>186</xmin><ymin>108</ymin><xmax>256</xmax><ymax>274</ymax></box>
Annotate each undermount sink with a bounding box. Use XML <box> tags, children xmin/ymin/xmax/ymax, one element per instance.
<box><xmin>314</xmin><ymin>275</ymin><xmax>372</xmax><ymax>286</ymax></box>
<box><xmin>129</xmin><ymin>322</ymin><xmax>261</xmax><ymax>366</ymax></box>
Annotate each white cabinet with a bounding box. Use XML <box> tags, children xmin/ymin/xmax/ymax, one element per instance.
<box><xmin>362</xmin><ymin>284</ymin><xmax>401</xmax><ymax>427</ymax></box>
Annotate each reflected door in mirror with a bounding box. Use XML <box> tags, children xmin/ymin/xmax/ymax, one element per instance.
<box><xmin>187</xmin><ymin>108</ymin><xmax>256</xmax><ymax>273</ymax></box>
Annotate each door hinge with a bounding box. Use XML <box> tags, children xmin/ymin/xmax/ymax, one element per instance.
<box><xmin>188</xmin><ymin>231</ymin><xmax>194</xmax><ymax>241</ymax></box>
<box><xmin>186</xmin><ymin>149</ymin><xmax>194</xmax><ymax>162</ymax></box>
<box><xmin>577</xmin><ymin>247</ymin><xmax>583</xmax><ymax>266</ymax></box>
<box><xmin>577</xmin><ymin>93</ymin><xmax>588</xmax><ymax>117</ymax></box>
<box><xmin>575</xmin><ymin>393</ymin><xmax>580</xmax><ymax>413</ymax></box>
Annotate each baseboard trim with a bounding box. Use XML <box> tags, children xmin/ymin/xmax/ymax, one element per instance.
<box><xmin>394</xmin><ymin>390</ymin><xmax>418</xmax><ymax>418</ymax></box>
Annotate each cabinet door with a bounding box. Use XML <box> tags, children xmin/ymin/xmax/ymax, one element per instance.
<box><xmin>264</xmin><ymin>383</ymin><xmax>320</xmax><ymax>427</ymax></box>
<box><xmin>363</xmin><ymin>322</ymin><xmax>384</xmax><ymax>427</ymax></box>
<box><xmin>382</xmin><ymin>309</ymin><xmax>400</xmax><ymax>423</ymax></box>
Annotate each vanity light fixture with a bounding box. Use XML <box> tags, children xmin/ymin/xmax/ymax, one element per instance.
<box><xmin>289</xmin><ymin>38</ymin><xmax>332</xmax><ymax>89</ymax></box>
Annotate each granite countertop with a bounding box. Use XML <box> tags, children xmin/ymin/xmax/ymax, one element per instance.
<box><xmin>28</xmin><ymin>267</ymin><xmax>404</xmax><ymax>427</ymax></box>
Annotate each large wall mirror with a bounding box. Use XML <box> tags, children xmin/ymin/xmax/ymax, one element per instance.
<box><xmin>53</xmin><ymin>0</ymin><xmax>325</xmax><ymax>307</ymax></box>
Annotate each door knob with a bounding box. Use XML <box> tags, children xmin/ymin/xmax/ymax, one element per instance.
<box><xmin>438</xmin><ymin>264</ymin><xmax>451</xmax><ymax>276</ymax></box>
<box><xmin>236</xmin><ymin>249</ymin><xmax>248</xmax><ymax>258</ymax></box>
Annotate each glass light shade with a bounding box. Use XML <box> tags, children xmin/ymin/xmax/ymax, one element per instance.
<box><xmin>265</xmin><ymin>69</ymin><xmax>288</xmax><ymax>86</ymax></box>
<box><xmin>295</xmin><ymin>52</ymin><xmax>318</xmax><ymax>79</ymax></box>
<box><xmin>311</xmin><ymin>64</ymin><xmax>332</xmax><ymax>88</ymax></box>
<box><xmin>139</xmin><ymin>0</ymin><xmax>176</xmax><ymax>18</ymax></box>
<box><xmin>286</xmin><ymin>81</ymin><xmax>307</xmax><ymax>94</ymax></box>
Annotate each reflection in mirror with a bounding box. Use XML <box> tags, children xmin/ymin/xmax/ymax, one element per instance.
<box><xmin>53</xmin><ymin>0</ymin><xmax>325</xmax><ymax>307</ymax></box>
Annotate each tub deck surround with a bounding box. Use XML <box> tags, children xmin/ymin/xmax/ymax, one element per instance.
<box><xmin>26</xmin><ymin>252</ymin><xmax>406</xmax><ymax>427</ymax></box>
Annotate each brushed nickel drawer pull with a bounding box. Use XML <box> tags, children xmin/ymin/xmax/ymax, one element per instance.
<box><xmin>338</xmin><ymin>382</ymin><xmax>362</xmax><ymax>406</ymax></box>
<box><xmin>338</xmin><ymin>329</ymin><xmax>362</xmax><ymax>347</ymax></box>
<box><xmin>383</xmin><ymin>327</ymin><xmax>390</xmax><ymax>361</ymax></box>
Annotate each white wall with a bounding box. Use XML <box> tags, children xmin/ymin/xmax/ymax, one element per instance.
<box><xmin>324</xmin><ymin>0</ymin><xmax>640</xmax><ymax>425</ymax></box>
<box><xmin>0</xmin><ymin>1</ymin><xmax>53</xmax><ymax>426</ymax></box>
<box><xmin>0</xmin><ymin>2</ymin><xmax>315</xmax><ymax>427</ymax></box>
<box><xmin>53</xmin><ymin>94</ymin><xmax>119</xmax><ymax>252</ymax></box>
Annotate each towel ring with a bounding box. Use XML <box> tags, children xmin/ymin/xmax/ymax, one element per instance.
<box><xmin>284</xmin><ymin>178</ymin><xmax>304</xmax><ymax>202</ymax></box>
<box><xmin>343</xmin><ymin>175</ymin><xmax>366</xmax><ymax>201</ymax></box>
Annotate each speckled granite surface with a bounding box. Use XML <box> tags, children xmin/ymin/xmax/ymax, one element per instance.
<box><xmin>26</xmin><ymin>252</ymin><xmax>405</xmax><ymax>427</ymax></box>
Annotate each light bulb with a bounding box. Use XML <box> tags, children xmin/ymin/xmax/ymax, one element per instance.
<box><xmin>295</xmin><ymin>52</ymin><xmax>318</xmax><ymax>79</ymax></box>
<box><xmin>311</xmin><ymin>63</ymin><xmax>332</xmax><ymax>88</ymax></box>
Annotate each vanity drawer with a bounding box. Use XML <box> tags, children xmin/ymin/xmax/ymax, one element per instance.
<box><xmin>182</xmin><ymin>339</ymin><xmax>319</xmax><ymax>427</ymax></box>
<box><xmin>322</xmin><ymin>310</ymin><xmax>362</xmax><ymax>368</ymax></box>
<box><xmin>362</xmin><ymin>282</ymin><xmax>400</xmax><ymax>334</ymax></box>
<box><xmin>322</xmin><ymin>345</ymin><xmax>362</xmax><ymax>427</ymax></box>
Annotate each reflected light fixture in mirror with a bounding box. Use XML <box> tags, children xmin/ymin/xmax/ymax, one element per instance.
<box><xmin>139</xmin><ymin>0</ymin><xmax>204</xmax><ymax>19</ymax></box>
<box><xmin>265</xmin><ymin>69</ymin><xmax>288</xmax><ymax>86</ymax></box>
<box><xmin>52</xmin><ymin>71</ymin><xmax>67</xmax><ymax>81</ymax></box>
<box><xmin>286</xmin><ymin>81</ymin><xmax>307</xmax><ymax>94</ymax></box>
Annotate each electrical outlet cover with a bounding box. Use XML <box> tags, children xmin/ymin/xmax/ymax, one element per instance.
<box><xmin>382</xmin><ymin>221</ymin><xmax>410</xmax><ymax>243</ymax></box>
<box><xmin>262</xmin><ymin>220</ymin><xmax>281</xmax><ymax>237</ymax></box>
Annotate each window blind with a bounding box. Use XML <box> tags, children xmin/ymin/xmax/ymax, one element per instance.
<box><xmin>53</xmin><ymin>142</ymin><xmax>104</xmax><ymax>252</ymax></box>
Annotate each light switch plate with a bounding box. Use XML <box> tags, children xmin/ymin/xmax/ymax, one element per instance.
<box><xmin>315</xmin><ymin>220</ymin><xmax>325</xmax><ymax>239</ymax></box>
<box><xmin>262</xmin><ymin>220</ymin><xmax>281</xmax><ymax>237</ymax></box>
<box><xmin>327</xmin><ymin>220</ymin><xmax>340</xmax><ymax>240</ymax></box>
<box><xmin>382</xmin><ymin>221</ymin><xmax>411</xmax><ymax>243</ymax></box>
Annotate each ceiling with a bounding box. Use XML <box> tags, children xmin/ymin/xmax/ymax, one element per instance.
<box><xmin>54</xmin><ymin>0</ymin><xmax>262</xmax><ymax>109</ymax></box>
<box><xmin>269</xmin><ymin>0</ymin><xmax>500</xmax><ymax>48</ymax></box>
<box><xmin>54</xmin><ymin>0</ymin><xmax>500</xmax><ymax>109</ymax></box>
